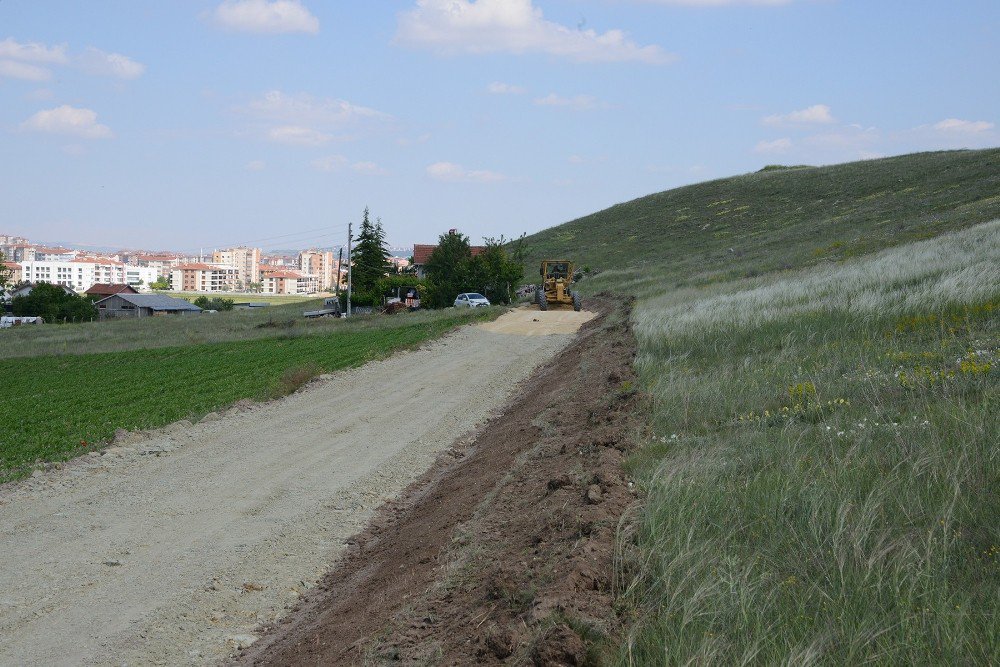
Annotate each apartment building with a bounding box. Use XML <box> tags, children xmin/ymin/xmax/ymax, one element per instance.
<box><xmin>298</xmin><ymin>250</ymin><xmax>341</xmax><ymax>291</ymax></box>
<box><xmin>170</xmin><ymin>263</ymin><xmax>241</xmax><ymax>292</ymax></box>
<box><xmin>19</xmin><ymin>258</ymin><xmax>125</xmax><ymax>292</ymax></box>
<box><xmin>260</xmin><ymin>267</ymin><xmax>318</xmax><ymax>295</ymax></box>
<box><xmin>136</xmin><ymin>254</ymin><xmax>181</xmax><ymax>279</ymax></box>
<box><xmin>2</xmin><ymin>261</ymin><xmax>21</xmax><ymax>284</ymax></box>
<box><xmin>124</xmin><ymin>265</ymin><xmax>159</xmax><ymax>289</ymax></box>
<box><xmin>213</xmin><ymin>246</ymin><xmax>262</xmax><ymax>286</ymax></box>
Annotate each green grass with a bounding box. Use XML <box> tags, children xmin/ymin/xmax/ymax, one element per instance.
<box><xmin>0</xmin><ymin>299</ymin><xmax>462</xmax><ymax>359</ymax></box>
<box><xmin>0</xmin><ymin>307</ymin><xmax>500</xmax><ymax>482</ymax></box>
<box><xmin>163</xmin><ymin>291</ymin><xmax>321</xmax><ymax>306</ymax></box>
<box><xmin>514</xmin><ymin>148</ymin><xmax>1000</xmax><ymax>662</ymax></box>
<box><xmin>519</xmin><ymin>148</ymin><xmax>1000</xmax><ymax>292</ymax></box>
<box><xmin>617</xmin><ymin>226</ymin><xmax>998</xmax><ymax>664</ymax></box>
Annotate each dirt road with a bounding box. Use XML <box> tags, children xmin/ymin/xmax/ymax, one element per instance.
<box><xmin>0</xmin><ymin>313</ymin><xmax>587</xmax><ymax>666</ymax></box>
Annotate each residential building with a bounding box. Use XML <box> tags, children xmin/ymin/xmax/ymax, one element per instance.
<box><xmin>95</xmin><ymin>293</ymin><xmax>202</xmax><ymax>319</ymax></box>
<box><xmin>3</xmin><ymin>261</ymin><xmax>22</xmax><ymax>285</ymax></box>
<box><xmin>136</xmin><ymin>254</ymin><xmax>181</xmax><ymax>279</ymax></box>
<box><xmin>213</xmin><ymin>246</ymin><xmax>262</xmax><ymax>286</ymax></box>
<box><xmin>260</xmin><ymin>267</ymin><xmax>318</xmax><ymax>295</ymax></box>
<box><xmin>34</xmin><ymin>247</ymin><xmax>79</xmax><ymax>262</ymax></box>
<box><xmin>169</xmin><ymin>263</ymin><xmax>240</xmax><ymax>292</ymax></box>
<box><xmin>19</xmin><ymin>258</ymin><xmax>125</xmax><ymax>292</ymax></box>
<box><xmin>298</xmin><ymin>250</ymin><xmax>341</xmax><ymax>291</ymax></box>
<box><xmin>124</xmin><ymin>265</ymin><xmax>159</xmax><ymax>289</ymax></box>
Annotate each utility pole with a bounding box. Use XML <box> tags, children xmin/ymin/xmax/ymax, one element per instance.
<box><xmin>335</xmin><ymin>246</ymin><xmax>343</xmax><ymax>299</ymax></box>
<box><xmin>346</xmin><ymin>222</ymin><xmax>353</xmax><ymax>317</ymax></box>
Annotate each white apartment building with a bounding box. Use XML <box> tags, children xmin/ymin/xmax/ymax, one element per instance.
<box><xmin>170</xmin><ymin>263</ymin><xmax>241</xmax><ymax>292</ymax></box>
<box><xmin>19</xmin><ymin>258</ymin><xmax>125</xmax><ymax>292</ymax></box>
<box><xmin>124</xmin><ymin>265</ymin><xmax>159</xmax><ymax>290</ymax></box>
<box><xmin>260</xmin><ymin>269</ymin><xmax>318</xmax><ymax>295</ymax></box>
<box><xmin>213</xmin><ymin>246</ymin><xmax>262</xmax><ymax>285</ymax></box>
<box><xmin>298</xmin><ymin>250</ymin><xmax>341</xmax><ymax>291</ymax></box>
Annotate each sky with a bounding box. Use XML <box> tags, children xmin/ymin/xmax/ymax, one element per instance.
<box><xmin>1</xmin><ymin>0</ymin><xmax>997</xmax><ymax>252</ymax></box>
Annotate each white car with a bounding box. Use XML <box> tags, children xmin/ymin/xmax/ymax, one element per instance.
<box><xmin>454</xmin><ymin>292</ymin><xmax>491</xmax><ymax>308</ymax></box>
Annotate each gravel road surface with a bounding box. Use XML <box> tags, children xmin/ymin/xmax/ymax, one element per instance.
<box><xmin>0</xmin><ymin>315</ymin><xmax>579</xmax><ymax>666</ymax></box>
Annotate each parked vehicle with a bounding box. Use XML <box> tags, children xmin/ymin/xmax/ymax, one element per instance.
<box><xmin>454</xmin><ymin>293</ymin><xmax>491</xmax><ymax>308</ymax></box>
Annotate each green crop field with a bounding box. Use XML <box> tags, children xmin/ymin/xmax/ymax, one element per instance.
<box><xmin>0</xmin><ymin>308</ymin><xmax>499</xmax><ymax>482</ymax></box>
<box><xmin>525</xmin><ymin>149</ymin><xmax>998</xmax><ymax>663</ymax></box>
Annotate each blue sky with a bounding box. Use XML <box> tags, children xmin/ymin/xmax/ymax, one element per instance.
<box><xmin>1</xmin><ymin>0</ymin><xmax>997</xmax><ymax>252</ymax></box>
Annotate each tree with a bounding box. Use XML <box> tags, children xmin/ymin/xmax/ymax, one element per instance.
<box><xmin>424</xmin><ymin>231</ymin><xmax>473</xmax><ymax>308</ymax></box>
<box><xmin>150</xmin><ymin>278</ymin><xmax>171</xmax><ymax>291</ymax></box>
<box><xmin>11</xmin><ymin>283</ymin><xmax>97</xmax><ymax>323</ymax></box>
<box><xmin>0</xmin><ymin>251</ymin><xmax>11</xmax><ymax>289</ymax></box>
<box><xmin>468</xmin><ymin>235</ymin><xmax>525</xmax><ymax>305</ymax></box>
<box><xmin>351</xmin><ymin>207</ymin><xmax>391</xmax><ymax>300</ymax></box>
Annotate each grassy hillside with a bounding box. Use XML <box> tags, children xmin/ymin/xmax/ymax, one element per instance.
<box><xmin>520</xmin><ymin>149</ymin><xmax>1000</xmax><ymax>292</ymax></box>
<box><xmin>517</xmin><ymin>149</ymin><xmax>999</xmax><ymax>663</ymax></box>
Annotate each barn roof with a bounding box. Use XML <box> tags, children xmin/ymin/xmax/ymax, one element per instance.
<box><xmin>96</xmin><ymin>293</ymin><xmax>202</xmax><ymax>311</ymax></box>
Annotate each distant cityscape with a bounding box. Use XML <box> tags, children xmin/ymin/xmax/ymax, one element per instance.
<box><xmin>1</xmin><ymin>233</ymin><xmax>413</xmax><ymax>296</ymax></box>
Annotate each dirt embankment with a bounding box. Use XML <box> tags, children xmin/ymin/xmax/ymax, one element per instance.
<box><xmin>239</xmin><ymin>296</ymin><xmax>645</xmax><ymax>665</ymax></box>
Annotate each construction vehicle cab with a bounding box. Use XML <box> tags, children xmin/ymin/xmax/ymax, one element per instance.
<box><xmin>536</xmin><ymin>260</ymin><xmax>582</xmax><ymax>312</ymax></box>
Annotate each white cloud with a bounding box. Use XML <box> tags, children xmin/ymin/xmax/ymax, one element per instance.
<box><xmin>763</xmin><ymin>104</ymin><xmax>835</xmax><ymax>126</ymax></box>
<box><xmin>210</xmin><ymin>0</ymin><xmax>319</xmax><ymax>34</ymax></box>
<box><xmin>246</xmin><ymin>90</ymin><xmax>389</xmax><ymax>125</ymax></box>
<box><xmin>396</xmin><ymin>0</ymin><xmax>672</xmax><ymax>64</ymax></box>
<box><xmin>77</xmin><ymin>48</ymin><xmax>145</xmax><ymax>79</ymax></box>
<box><xmin>267</xmin><ymin>125</ymin><xmax>332</xmax><ymax>146</ymax></box>
<box><xmin>0</xmin><ymin>59</ymin><xmax>51</xmax><ymax>81</ymax></box>
<box><xmin>487</xmin><ymin>81</ymin><xmax>525</xmax><ymax>95</ymax></box>
<box><xmin>932</xmin><ymin>118</ymin><xmax>995</xmax><ymax>133</ymax></box>
<box><xmin>754</xmin><ymin>137</ymin><xmax>792</xmax><ymax>153</ymax></box>
<box><xmin>426</xmin><ymin>161</ymin><xmax>506</xmax><ymax>183</ymax></box>
<box><xmin>636</xmin><ymin>0</ymin><xmax>797</xmax><ymax>5</ymax></box>
<box><xmin>21</xmin><ymin>105</ymin><xmax>113</xmax><ymax>139</ymax></box>
<box><xmin>0</xmin><ymin>38</ymin><xmax>68</xmax><ymax>64</ymax></box>
<box><xmin>534</xmin><ymin>93</ymin><xmax>606</xmax><ymax>110</ymax></box>
<box><xmin>245</xmin><ymin>159</ymin><xmax>266</xmax><ymax>171</ymax></box>
<box><xmin>0</xmin><ymin>38</ymin><xmax>144</xmax><ymax>81</ymax></box>
<box><xmin>311</xmin><ymin>154</ymin><xmax>348</xmax><ymax>171</ymax></box>
<box><xmin>352</xmin><ymin>161</ymin><xmax>388</xmax><ymax>176</ymax></box>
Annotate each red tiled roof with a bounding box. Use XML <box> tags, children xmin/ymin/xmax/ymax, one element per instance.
<box><xmin>412</xmin><ymin>243</ymin><xmax>486</xmax><ymax>266</ymax></box>
<box><xmin>85</xmin><ymin>283</ymin><xmax>139</xmax><ymax>296</ymax></box>
<box><xmin>70</xmin><ymin>257</ymin><xmax>124</xmax><ymax>265</ymax></box>
<box><xmin>174</xmin><ymin>263</ymin><xmax>216</xmax><ymax>270</ymax></box>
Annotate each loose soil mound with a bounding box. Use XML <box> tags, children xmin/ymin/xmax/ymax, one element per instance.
<box><xmin>239</xmin><ymin>295</ymin><xmax>645</xmax><ymax>665</ymax></box>
<box><xmin>478</xmin><ymin>309</ymin><xmax>598</xmax><ymax>336</ymax></box>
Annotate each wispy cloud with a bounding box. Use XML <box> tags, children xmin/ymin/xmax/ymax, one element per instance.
<box><xmin>21</xmin><ymin>105</ymin><xmax>113</xmax><ymax>139</ymax></box>
<box><xmin>754</xmin><ymin>137</ymin><xmax>792</xmax><ymax>153</ymax></box>
<box><xmin>396</xmin><ymin>0</ymin><xmax>673</xmax><ymax>64</ymax></box>
<box><xmin>77</xmin><ymin>48</ymin><xmax>145</xmax><ymax>79</ymax></box>
<box><xmin>352</xmin><ymin>161</ymin><xmax>389</xmax><ymax>176</ymax></box>
<box><xmin>426</xmin><ymin>161</ymin><xmax>507</xmax><ymax>183</ymax></box>
<box><xmin>0</xmin><ymin>38</ymin><xmax>144</xmax><ymax>81</ymax></box>
<box><xmin>267</xmin><ymin>125</ymin><xmax>332</xmax><ymax>146</ymax></box>
<box><xmin>534</xmin><ymin>93</ymin><xmax>607</xmax><ymax>110</ymax></box>
<box><xmin>209</xmin><ymin>0</ymin><xmax>319</xmax><ymax>34</ymax></box>
<box><xmin>0</xmin><ymin>59</ymin><xmax>51</xmax><ymax>81</ymax></box>
<box><xmin>487</xmin><ymin>81</ymin><xmax>526</xmax><ymax>95</ymax></box>
<box><xmin>932</xmin><ymin>118</ymin><xmax>995</xmax><ymax>133</ymax></box>
<box><xmin>763</xmin><ymin>104</ymin><xmax>835</xmax><ymax>126</ymax></box>
<box><xmin>311</xmin><ymin>154</ymin><xmax>348</xmax><ymax>171</ymax></box>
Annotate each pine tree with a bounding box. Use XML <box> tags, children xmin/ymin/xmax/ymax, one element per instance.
<box><xmin>351</xmin><ymin>207</ymin><xmax>391</xmax><ymax>299</ymax></box>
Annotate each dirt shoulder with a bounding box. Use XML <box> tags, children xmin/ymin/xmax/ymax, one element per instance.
<box><xmin>0</xmin><ymin>320</ymin><xmax>574</xmax><ymax>667</ymax></box>
<box><xmin>238</xmin><ymin>295</ymin><xmax>645</xmax><ymax>665</ymax></box>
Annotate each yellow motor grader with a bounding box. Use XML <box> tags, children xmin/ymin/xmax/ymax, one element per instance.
<box><xmin>535</xmin><ymin>260</ymin><xmax>581</xmax><ymax>311</ymax></box>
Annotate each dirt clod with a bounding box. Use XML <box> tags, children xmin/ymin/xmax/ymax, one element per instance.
<box><xmin>532</xmin><ymin>624</ymin><xmax>586</xmax><ymax>666</ymax></box>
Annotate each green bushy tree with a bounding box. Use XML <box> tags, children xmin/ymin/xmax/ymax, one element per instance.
<box><xmin>11</xmin><ymin>282</ymin><xmax>97</xmax><ymax>323</ymax></box>
<box><xmin>424</xmin><ymin>231</ymin><xmax>473</xmax><ymax>308</ymax></box>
